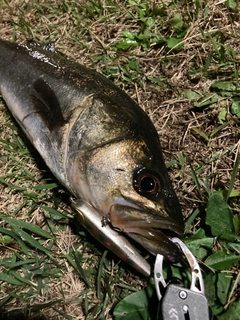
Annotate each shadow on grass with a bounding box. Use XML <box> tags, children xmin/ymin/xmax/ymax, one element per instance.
<box><xmin>0</xmin><ymin>311</ymin><xmax>46</xmax><ymax>320</ymax></box>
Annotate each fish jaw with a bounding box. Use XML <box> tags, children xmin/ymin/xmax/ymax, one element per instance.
<box><xmin>109</xmin><ymin>202</ymin><xmax>183</xmax><ymax>263</ymax></box>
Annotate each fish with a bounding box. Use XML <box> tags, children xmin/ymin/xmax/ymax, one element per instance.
<box><xmin>0</xmin><ymin>38</ymin><xmax>184</xmax><ymax>275</ymax></box>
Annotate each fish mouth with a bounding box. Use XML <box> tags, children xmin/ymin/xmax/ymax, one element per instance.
<box><xmin>109</xmin><ymin>203</ymin><xmax>183</xmax><ymax>263</ymax></box>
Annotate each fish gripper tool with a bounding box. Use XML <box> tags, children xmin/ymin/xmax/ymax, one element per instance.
<box><xmin>154</xmin><ymin>237</ymin><xmax>209</xmax><ymax>320</ymax></box>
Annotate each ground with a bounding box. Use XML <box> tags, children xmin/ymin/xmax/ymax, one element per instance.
<box><xmin>0</xmin><ymin>1</ymin><xmax>239</xmax><ymax>320</ymax></box>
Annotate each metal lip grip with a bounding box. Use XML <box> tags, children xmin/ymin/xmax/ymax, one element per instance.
<box><xmin>154</xmin><ymin>238</ymin><xmax>209</xmax><ymax>320</ymax></box>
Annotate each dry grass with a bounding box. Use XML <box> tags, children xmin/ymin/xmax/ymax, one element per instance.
<box><xmin>0</xmin><ymin>0</ymin><xmax>239</xmax><ymax>319</ymax></box>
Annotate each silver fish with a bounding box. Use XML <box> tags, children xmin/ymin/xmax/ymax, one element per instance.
<box><xmin>0</xmin><ymin>38</ymin><xmax>183</xmax><ymax>275</ymax></box>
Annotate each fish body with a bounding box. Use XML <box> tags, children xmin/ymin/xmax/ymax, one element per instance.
<box><xmin>0</xmin><ymin>38</ymin><xmax>183</xmax><ymax>273</ymax></box>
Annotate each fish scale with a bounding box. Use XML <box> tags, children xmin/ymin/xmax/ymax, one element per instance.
<box><xmin>0</xmin><ymin>38</ymin><xmax>184</xmax><ymax>274</ymax></box>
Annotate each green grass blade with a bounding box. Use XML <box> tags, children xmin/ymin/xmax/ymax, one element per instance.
<box><xmin>10</xmin><ymin>225</ymin><xmax>52</xmax><ymax>255</ymax></box>
<box><xmin>10</xmin><ymin>270</ymin><xmax>37</xmax><ymax>287</ymax></box>
<box><xmin>97</xmin><ymin>250</ymin><xmax>108</xmax><ymax>299</ymax></box>
<box><xmin>226</xmin><ymin>149</ymin><xmax>240</xmax><ymax>202</ymax></box>
<box><xmin>0</xmin><ymin>273</ymin><xmax>23</xmax><ymax>285</ymax></box>
<box><xmin>31</xmin><ymin>300</ymin><xmax>63</xmax><ymax>312</ymax></box>
<box><xmin>189</xmin><ymin>163</ymin><xmax>203</xmax><ymax>199</ymax></box>
<box><xmin>0</xmin><ymin>226</ymin><xmax>29</xmax><ymax>255</ymax></box>
<box><xmin>0</xmin><ymin>213</ymin><xmax>53</xmax><ymax>239</ymax></box>
<box><xmin>66</xmin><ymin>249</ymin><xmax>91</xmax><ymax>288</ymax></box>
<box><xmin>0</xmin><ymin>258</ymin><xmax>36</xmax><ymax>268</ymax></box>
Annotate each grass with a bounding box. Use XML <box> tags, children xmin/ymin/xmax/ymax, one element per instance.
<box><xmin>0</xmin><ymin>0</ymin><xmax>239</xmax><ymax>319</ymax></box>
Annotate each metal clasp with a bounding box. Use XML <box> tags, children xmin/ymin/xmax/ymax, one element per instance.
<box><xmin>154</xmin><ymin>237</ymin><xmax>209</xmax><ymax>320</ymax></box>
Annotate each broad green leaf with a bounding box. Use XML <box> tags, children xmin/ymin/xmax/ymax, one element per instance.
<box><xmin>91</xmin><ymin>54</ymin><xmax>104</xmax><ymax>62</ymax></box>
<box><xmin>186</xmin><ymin>227</ymin><xmax>206</xmax><ymax>240</ymax></box>
<box><xmin>216</xmin><ymin>189</ymin><xmax>240</xmax><ymax>198</ymax></box>
<box><xmin>194</xmin><ymin>93</ymin><xmax>218</xmax><ymax>107</ymax></box>
<box><xmin>205</xmin><ymin>193</ymin><xmax>234</xmax><ymax>237</ymax></box>
<box><xmin>229</xmin><ymin>188</ymin><xmax>240</xmax><ymax>197</ymax></box>
<box><xmin>144</xmin><ymin>17</ymin><xmax>154</xmax><ymax>28</ymax></box>
<box><xmin>116</xmin><ymin>39</ymin><xmax>138</xmax><ymax>50</ymax></box>
<box><xmin>0</xmin><ymin>234</ymin><xmax>12</xmax><ymax>244</ymax></box>
<box><xmin>228</xmin><ymin>242</ymin><xmax>240</xmax><ymax>254</ymax></box>
<box><xmin>122</xmin><ymin>31</ymin><xmax>136</xmax><ymax>40</ymax></box>
<box><xmin>218</xmin><ymin>109</ymin><xmax>227</xmax><ymax>123</ymax></box>
<box><xmin>128</xmin><ymin>59</ymin><xmax>138</xmax><ymax>70</ymax></box>
<box><xmin>113</xmin><ymin>286</ymin><xmax>156</xmax><ymax>320</ymax></box>
<box><xmin>152</xmin><ymin>7</ymin><xmax>167</xmax><ymax>17</ymax></box>
<box><xmin>217</xmin><ymin>273</ymin><xmax>233</xmax><ymax>305</ymax></box>
<box><xmin>185</xmin><ymin>232</ymin><xmax>213</xmax><ymax>260</ymax></box>
<box><xmin>217</xmin><ymin>299</ymin><xmax>240</xmax><ymax>320</ymax></box>
<box><xmin>219</xmin><ymin>233</ymin><xmax>240</xmax><ymax>243</ymax></box>
<box><xmin>171</xmin><ymin>14</ymin><xmax>184</xmax><ymax>30</ymax></box>
<box><xmin>185</xmin><ymin>242</ymin><xmax>210</xmax><ymax>260</ymax></box>
<box><xmin>167</xmin><ymin>37</ymin><xmax>183</xmax><ymax>49</ymax></box>
<box><xmin>210</xmin><ymin>81</ymin><xmax>236</xmax><ymax>92</ymax></box>
<box><xmin>233</xmin><ymin>215</ymin><xmax>240</xmax><ymax>235</ymax></box>
<box><xmin>184</xmin><ymin>90</ymin><xmax>201</xmax><ymax>99</ymax></box>
<box><xmin>204</xmin><ymin>273</ymin><xmax>223</xmax><ymax>315</ymax></box>
<box><xmin>205</xmin><ymin>250</ymin><xmax>239</xmax><ymax>270</ymax></box>
<box><xmin>225</xmin><ymin>0</ymin><xmax>237</xmax><ymax>8</ymax></box>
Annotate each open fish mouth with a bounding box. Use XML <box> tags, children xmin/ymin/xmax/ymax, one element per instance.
<box><xmin>125</xmin><ymin>228</ymin><xmax>182</xmax><ymax>263</ymax></box>
<box><xmin>109</xmin><ymin>204</ymin><xmax>184</xmax><ymax>263</ymax></box>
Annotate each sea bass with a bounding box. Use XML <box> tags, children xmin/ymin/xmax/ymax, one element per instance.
<box><xmin>0</xmin><ymin>38</ymin><xmax>183</xmax><ymax>275</ymax></box>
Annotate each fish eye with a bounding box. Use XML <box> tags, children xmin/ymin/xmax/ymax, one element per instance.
<box><xmin>140</xmin><ymin>175</ymin><xmax>157</xmax><ymax>192</ymax></box>
<box><xmin>133</xmin><ymin>168</ymin><xmax>161</xmax><ymax>196</ymax></box>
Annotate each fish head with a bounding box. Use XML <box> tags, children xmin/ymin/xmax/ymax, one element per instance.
<box><xmin>71</xmin><ymin>137</ymin><xmax>184</xmax><ymax>263</ymax></box>
<box><xmin>66</xmin><ymin>95</ymin><xmax>183</xmax><ymax>263</ymax></box>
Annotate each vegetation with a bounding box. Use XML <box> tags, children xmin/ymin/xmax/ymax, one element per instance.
<box><xmin>0</xmin><ymin>0</ymin><xmax>239</xmax><ymax>319</ymax></box>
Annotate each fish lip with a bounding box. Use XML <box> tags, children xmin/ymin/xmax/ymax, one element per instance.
<box><xmin>127</xmin><ymin>229</ymin><xmax>183</xmax><ymax>263</ymax></box>
<box><xmin>109</xmin><ymin>199</ymin><xmax>184</xmax><ymax>263</ymax></box>
<box><xmin>110</xmin><ymin>196</ymin><xmax>183</xmax><ymax>235</ymax></box>
<box><xmin>124</xmin><ymin>225</ymin><xmax>183</xmax><ymax>263</ymax></box>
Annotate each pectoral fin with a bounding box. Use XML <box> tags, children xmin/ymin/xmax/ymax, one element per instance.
<box><xmin>30</xmin><ymin>78</ymin><xmax>65</xmax><ymax>131</ymax></box>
